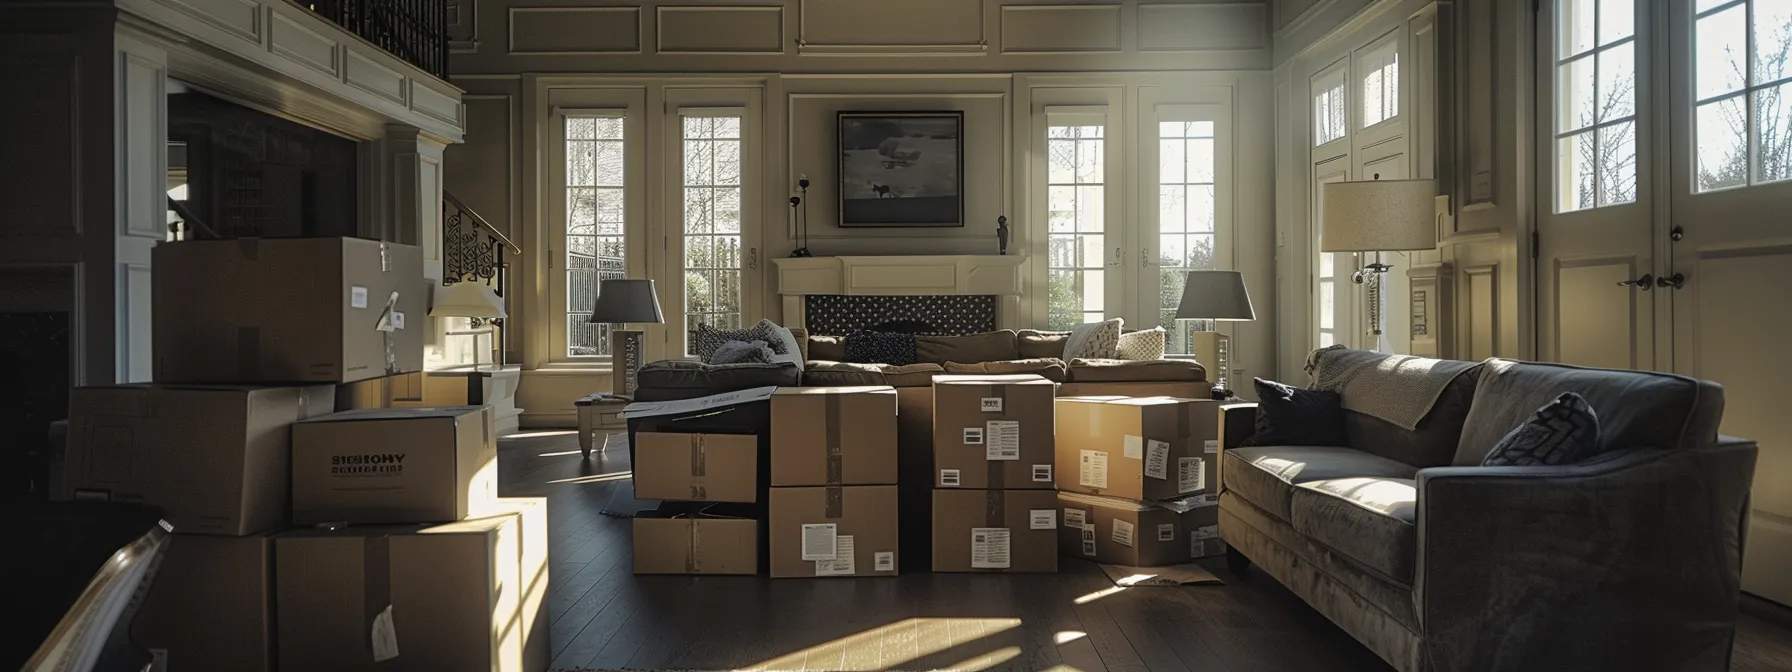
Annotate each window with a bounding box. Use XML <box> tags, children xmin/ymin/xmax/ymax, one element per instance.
<box><xmin>1361</xmin><ymin>48</ymin><xmax>1400</xmax><ymax>127</ymax></box>
<box><xmin>1694</xmin><ymin>0</ymin><xmax>1792</xmax><ymax>191</ymax></box>
<box><xmin>1046</xmin><ymin>123</ymin><xmax>1107</xmax><ymax>330</ymax></box>
<box><xmin>679</xmin><ymin>112</ymin><xmax>745</xmax><ymax>355</ymax></box>
<box><xmin>1156</xmin><ymin>120</ymin><xmax>1218</xmax><ymax>353</ymax></box>
<box><xmin>1554</xmin><ymin>0</ymin><xmax>1638</xmax><ymax>211</ymax></box>
<box><xmin>563</xmin><ymin>114</ymin><xmax>628</xmax><ymax>357</ymax></box>
<box><xmin>1314</xmin><ymin>69</ymin><xmax>1348</xmax><ymax>146</ymax></box>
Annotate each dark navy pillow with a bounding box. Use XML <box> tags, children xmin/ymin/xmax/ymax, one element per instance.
<box><xmin>1242</xmin><ymin>378</ymin><xmax>1348</xmax><ymax>447</ymax></box>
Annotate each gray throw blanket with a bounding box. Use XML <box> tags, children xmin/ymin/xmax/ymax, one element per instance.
<box><xmin>1306</xmin><ymin>345</ymin><xmax>1478</xmax><ymax>430</ymax></box>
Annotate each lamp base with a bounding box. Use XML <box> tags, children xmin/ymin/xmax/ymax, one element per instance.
<box><xmin>611</xmin><ymin>329</ymin><xmax>645</xmax><ymax>397</ymax></box>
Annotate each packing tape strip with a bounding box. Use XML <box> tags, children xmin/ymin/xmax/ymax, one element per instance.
<box><xmin>987</xmin><ymin>383</ymin><xmax>1010</xmax><ymax>488</ymax></box>
<box><xmin>364</xmin><ymin>535</ymin><xmax>392</xmax><ymax>652</ymax></box>
<box><xmin>985</xmin><ymin>488</ymin><xmax>1004</xmax><ymax>529</ymax></box>
<box><xmin>688</xmin><ymin>435</ymin><xmax>708</xmax><ymax>501</ymax></box>
<box><xmin>825</xmin><ymin>485</ymin><xmax>844</xmax><ymax>520</ymax></box>
<box><xmin>685</xmin><ymin>518</ymin><xmax>700</xmax><ymax>573</ymax></box>
<box><xmin>825</xmin><ymin>394</ymin><xmax>843</xmax><ymax>486</ymax></box>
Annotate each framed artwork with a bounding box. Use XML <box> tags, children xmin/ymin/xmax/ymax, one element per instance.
<box><xmin>837</xmin><ymin>111</ymin><xmax>964</xmax><ymax>227</ymax></box>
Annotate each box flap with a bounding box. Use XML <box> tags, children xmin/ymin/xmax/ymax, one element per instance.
<box><xmin>297</xmin><ymin>406</ymin><xmax>486</xmax><ymax>423</ymax></box>
<box><xmin>772</xmin><ymin>385</ymin><xmax>896</xmax><ymax>397</ymax></box>
<box><xmin>1058</xmin><ymin>491</ymin><xmax>1160</xmax><ymax>512</ymax></box>
<box><xmin>934</xmin><ymin>374</ymin><xmax>1052</xmax><ymax>386</ymax></box>
<box><xmin>623</xmin><ymin>386</ymin><xmax>777</xmax><ymax>419</ymax></box>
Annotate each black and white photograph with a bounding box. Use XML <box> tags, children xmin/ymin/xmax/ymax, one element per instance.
<box><xmin>837</xmin><ymin>111</ymin><xmax>964</xmax><ymax>227</ymax></box>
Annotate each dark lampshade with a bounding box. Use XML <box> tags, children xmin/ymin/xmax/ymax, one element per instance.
<box><xmin>587</xmin><ymin>279</ymin><xmax>664</xmax><ymax>324</ymax></box>
<box><xmin>1175</xmin><ymin>270</ymin><xmax>1255</xmax><ymax>321</ymax></box>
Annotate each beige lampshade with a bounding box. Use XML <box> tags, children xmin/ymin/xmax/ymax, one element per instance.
<box><xmin>588</xmin><ymin>278</ymin><xmax>664</xmax><ymax>324</ymax></box>
<box><xmin>1321</xmin><ymin>179</ymin><xmax>1438</xmax><ymax>252</ymax></box>
<box><xmin>1176</xmin><ymin>270</ymin><xmax>1255</xmax><ymax>321</ymax></box>
<box><xmin>429</xmin><ymin>281</ymin><xmax>507</xmax><ymax>319</ymax></box>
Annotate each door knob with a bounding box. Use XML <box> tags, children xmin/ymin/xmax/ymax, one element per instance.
<box><xmin>1657</xmin><ymin>272</ymin><xmax>1687</xmax><ymax>289</ymax></box>
<box><xmin>1617</xmin><ymin>273</ymin><xmax>1654</xmax><ymax>290</ymax></box>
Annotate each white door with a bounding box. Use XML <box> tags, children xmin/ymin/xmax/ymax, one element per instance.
<box><xmin>1042</xmin><ymin>107</ymin><xmax>1124</xmax><ymax>330</ymax></box>
<box><xmin>1535</xmin><ymin>0</ymin><xmax>1658</xmax><ymax>372</ymax></box>
<box><xmin>1136</xmin><ymin>103</ymin><xmax>1230</xmax><ymax>355</ymax></box>
<box><xmin>662</xmin><ymin>90</ymin><xmax>763</xmax><ymax>358</ymax></box>
<box><xmin>1668</xmin><ymin>0</ymin><xmax>1792</xmax><ymax>606</ymax></box>
<box><xmin>1312</xmin><ymin>60</ymin><xmax>1363</xmax><ymax>351</ymax></box>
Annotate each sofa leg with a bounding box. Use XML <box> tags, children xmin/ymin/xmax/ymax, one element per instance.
<box><xmin>1224</xmin><ymin>545</ymin><xmax>1251</xmax><ymax>576</ymax></box>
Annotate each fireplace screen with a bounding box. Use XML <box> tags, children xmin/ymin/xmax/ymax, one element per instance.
<box><xmin>803</xmin><ymin>295</ymin><xmax>996</xmax><ymax>336</ymax></box>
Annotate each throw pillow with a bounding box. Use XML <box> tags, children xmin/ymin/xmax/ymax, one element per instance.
<box><xmin>1242</xmin><ymin>378</ymin><xmax>1348</xmax><ymax>447</ymax></box>
<box><xmin>1064</xmin><ymin>318</ymin><xmax>1124</xmax><ymax>360</ymax></box>
<box><xmin>844</xmin><ymin>330</ymin><xmax>918</xmax><ymax>365</ymax></box>
<box><xmin>1480</xmin><ymin>392</ymin><xmax>1601</xmax><ymax>466</ymax></box>
<box><xmin>693</xmin><ymin>319</ymin><xmax>784</xmax><ymax>363</ymax></box>
<box><xmin>1116</xmin><ymin>327</ymin><xmax>1167</xmax><ymax>360</ymax></box>
<box><xmin>710</xmin><ymin>339</ymin><xmax>775</xmax><ymax>365</ymax></box>
<box><xmin>758</xmin><ymin>319</ymin><xmax>805</xmax><ymax>368</ymax></box>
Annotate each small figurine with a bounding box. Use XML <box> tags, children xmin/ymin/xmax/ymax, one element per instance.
<box><xmin>996</xmin><ymin>216</ymin><xmax>1010</xmax><ymax>255</ymax></box>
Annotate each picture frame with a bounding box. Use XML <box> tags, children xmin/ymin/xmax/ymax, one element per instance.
<box><xmin>837</xmin><ymin>111</ymin><xmax>965</xmax><ymax>227</ymax></box>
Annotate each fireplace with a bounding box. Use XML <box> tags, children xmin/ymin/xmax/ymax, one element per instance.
<box><xmin>771</xmin><ymin>255</ymin><xmax>1028</xmax><ymax>333</ymax></box>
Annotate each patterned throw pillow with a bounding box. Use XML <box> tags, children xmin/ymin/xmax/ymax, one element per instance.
<box><xmin>1242</xmin><ymin>378</ymin><xmax>1348</xmax><ymax>447</ymax></box>
<box><xmin>1116</xmin><ymin>327</ymin><xmax>1167</xmax><ymax>360</ymax></box>
<box><xmin>844</xmin><ymin>330</ymin><xmax>918</xmax><ymax>365</ymax></box>
<box><xmin>1480</xmin><ymin>392</ymin><xmax>1601</xmax><ymax>466</ymax></box>
<box><xmin>694</xmin><ymin>319</ymin><xmax>795</xmax><ymax>364</ymax></box>
<box><xmin>710</xmin><ymin>339</ymin><xmax>775</xmax><ymax>365</ymax></box>
<box><xmin>1063</xmin><ymin>318</ymin><xmax>1123</xmax><ymax>360</ymax></box>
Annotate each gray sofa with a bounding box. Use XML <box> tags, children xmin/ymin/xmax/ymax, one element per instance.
<box><xmin>1217</xmin><ymin>352</ymin><xmax>1757</xmax><ymax>672</ymax></box>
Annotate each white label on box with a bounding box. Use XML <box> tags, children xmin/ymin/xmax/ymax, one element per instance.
<box><xmin>971</xmin><ymin>528</ymin><xmax>1011</xmax><ymax>569</ymax></box>
<box><xmin>939</xmin><ymin>469</ymin><xmax>961</xmax><ymax>487</ymax></box>
<box><xmin>149</xmin><ymin>649</ymin><xmax>168</xmax><ymax>672</ymax></box>
<box><xmin>1063</xmin><ymin>508</ymin><xmax>1086</xmax><ymax>529</ymax></box>
<box><xmin>1204</xmin><ymin>439</ymin><xmax>1220</xmax><ymax>455</ymax></box>
<box><xmin>1193</xmin><ymin>524</ymin><xmax>1220</xmax><ymax>540</ymax></box>
<box><xmin>874</xmin><ymin>551</ymin><xmax>894</xmax><ymax>572</ymax></box>
<box><xmin>801</xmin><ymin>523</ymin><xmax>838</xmax><ymax>561</ymax></box>
<box><xmin>1079</xmin><ymin>450</ymin><xmax>1109</xmax><ymax>489</ymax></box>
<box><xmin>986</xmin><ymin>420</ymin><xmax>1020</xmax><ymax>460</ymax></box>
<box><xmin>371</xmin><ymin>604</ymin><xmax>400</xmax><ymax>662</ymax></box>
<box><xmin>981</xmin><ymin>397</ymin><xmax>1004</xmax><ymax>412</ymax></box>
<box><xmin>1179</xmin><ymin>457</ymin><xmax>1206</xmax><ymax>493</ymax></box>
<box><xmin>1158</xmin><ymin>523</ymin><xmax>1177</xmax><ymax>542</ymax></box>
<box><xmin>963</xmin><ymin>427</ymin><xmax>984</xmax><ymax>445</ymax></box>
<box><xmin>815</xmin><ymin>535</ymin><xmax>856</xmax><ymax>576</ymax></box>
<box><xmin>392</xmin><ymin>311</ymin><xmax>405</xmax><ymax>330</ymax></box>
<box><xmin>1145</xmin><ymin>440</ymin><xmax>1170</xmax><ymax>480</ymax></box>
<box><xmin>350</xmin><ymin>286</ymin><xmax>369</xmax><ymax>308</ymax></box>
<box><xmin>1193</xmin><ymin>493</ymin><xmax>1219</xmax><ymax>508</ymax></box>
<box><xmin>1032</xmin><ymin>464</ymin><xmax>1053</xmax><ymax>482</ymax></box>
<box><xmin>1081</xmin><ymin>524</ymin><xmax>1097</xmax><ymax>556</ymax></box>
<box><xmin>1112</xmin><ymin>519</ymin><xmax>1135</xmax><ymax>547</ymax></box>
<box><xmin>1029</xmin><ymin>509</ymin><xmax>1056</xmax><ymax>530</ymax></box>
<box><xmin>1123</xmin><ymin>435</ymin><xmax>1144</xmax><ymax>459</ymax></box>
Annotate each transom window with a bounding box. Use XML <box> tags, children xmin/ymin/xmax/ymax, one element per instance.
<box><xmin>1554</xmin><ymin>0</ymin><xmax>1638</xmax><ymax>212</ymax></box>
<box><xmin>680</xmin><ymin>113</ymin><xmax>745</xmax><ymax>355</ymax></box>
<box><xmin>1361</xmin><ymin>47</ymin><xmax>1400</xmax><ymax>128</ymax></box>
<box><xmin>1045</xmin><ymin>124</ymin><xmax>1107</xmax><ymax>330</ymax></box>
<box><xmin>564</xmin><ymin>114</ymin><xmax>627</xmax><ymax>357</ymax></box>
<box><xmin>1694</xmin><ymin>0</ymin><xmax>1792</xmax><ymax>191</ymax></box>
<box><xmin>1314</xmin><ymin>69</ymin><xmax>1348</xmax><ymax>146</ymax></box>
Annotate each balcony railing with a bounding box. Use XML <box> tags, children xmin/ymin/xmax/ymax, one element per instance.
<box><xmin>305</xmin><ymin>0</ymin><xmax>448</xmax><ymax>80</ymax></box>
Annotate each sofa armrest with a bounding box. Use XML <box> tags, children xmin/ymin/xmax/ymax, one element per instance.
<box><xmin>1218</xmin><ymin>403</ymin><xmax>1257</xmax><ymax>452</ymax></box>
<box><xmin>789</xmin><ymin>327</ymin><xmax>809</xmax><ymax>362</ymax></box>
<box><xmin>1414</xmin><ymin>438</ymin><xmax>1757</xmax><ymax>671</ymax></box>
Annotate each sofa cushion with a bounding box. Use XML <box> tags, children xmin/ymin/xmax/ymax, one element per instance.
<box><xmin>804</xmin><ymin>361</ymin><xmax>944</xmax><ymax>387</ymax></box>
<box><xmin>1454</xmin><ymin>360</ymin><xmax>1725</xmax><ymax>465</ymax></box>
<box><xmin>1116</xmin><ymin>327</ymin><xmax>1167</xmax><ymax>360</ymax></box>
<box><xmin>1064</xmin><ymin>319</ymin><xmax>1124</xmax><ymax>359</ymax></box>
<box><xmin>844</xmin><ymin>331</ymin><xmax>918</xmax><ymax>365</ymax></box>
<box><xmin>1221</xmin><ymin>445</ymin><xmax>1419</xmax><ymax>521</ymax></box>
<box><xmin>636</xmin><ymin>360</ymin><xmax>800</xmax><ymax>399</ymax></box>
<box><xmin>1016</xmin><ymin>329</ymin><xmax>1069</xmax><ymax>360</ymax></box>
<box><xmin>808</xmin><ymin>334</ymin><xmax>847</xmax><ymax>362</ymax></box>
<box><xmin>1290</xmin><ymin>477</ymin><xmax>1418</xmax><ymax>584</ymax></box>
<box><xmin>942</xmin><ymin>358</ymin><xmax>1067</xmax><ymax>382</ymax></box>
<box><xmin>1068</xmin><ymin>358</ymin><xmax>1207</xmax><ymax>383</ymax></box>
<box><xmin>1344</xmin><ymin>365</ymin><xmax>1481</xmax><ymax>468</ymax></box>
<box><xmin>916</xmin><ymin>330</ymin><xmax>1019</xmax><ymax>364</ymax></box>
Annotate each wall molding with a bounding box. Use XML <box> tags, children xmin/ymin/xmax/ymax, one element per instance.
<box><xmin>1462</xmin><ymin>263</ymin><xmax>1499</xmax><ymax>360</ymax></box>
<box><xmin>656</xmin><ymin>5</ymin><xmax>785</xmax><ymax>55</ymax></box>
<box><xmin>796</xmin><ymin>0</ymin><xmax>988</xmax><ymax>56</ymax></box>
<box><xmin>1137</xmin><ymin>2</ymin><xmax>1269</xmax><ymax>53</ymax></box>
<box><xmin>507</xmin><ymin>6</ymin><xmax>643</xmax><ymax>55</ymax></box>
<box><xmin>448</xmin><ymin>0</ymin><xmax>480</xmax><ymax>53</ymax></box>
<box><xmin>999</xmin><ymin>4</ymin><xmax>1123</xmax><ymax>55</ymax></box>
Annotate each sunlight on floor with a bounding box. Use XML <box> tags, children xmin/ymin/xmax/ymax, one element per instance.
<box><xmin>1053</xmin><ymin>631</ymin><xmax>1087</xmax><ymax>644</ymax></box>
<box><xmin>1073</xmin><ymin>586</ymin><xmax>1128</xmax><ymax>604</ymax></box>
<box><xmin>745</xmin><ymin>617</ymin><xmax>1022</xmax><ymax>672</ymax></box>
<box><xmin>1113</xmin><ymin>573</ymin><xmax>1161</xmax><ymax>586</ymax></box>
<box><xmin>502</xmin><ymin>430</ymin><xmax>578</xmax><ymax>440</ymax></box>
<box><xmin>536</xmin><ymin>449</ymin><xmax>585</xmax><ymax>457</ymax></box>
<box><xmin>545</xmin><ymin>471</ymin><xmax>633</xmax><ymax>485</ymax></box>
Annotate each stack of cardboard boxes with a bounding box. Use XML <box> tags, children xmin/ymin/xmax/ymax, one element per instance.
<box><xmin>1053</xmin><ymin>396</ymin><xmax>1225</xmax><ymax>567</ymax></box>
<box><xmin>767</xmin><ymin>386</ymin><xmax>900</xmax><ymax>578</ymax></box>
<box><xmin>61</xmin><ymin>237</ymin><xmax>547</xmax><ymax>672</ymax></box>
<box><xmin>630</xmin><ymin>429</ymin><xmax>761</xmax><ymax>575</ymax></box>
<box><xmin>930</xmin><ymin>375</ymin><xmax>1060</xmax><ymax>573</ymax></box>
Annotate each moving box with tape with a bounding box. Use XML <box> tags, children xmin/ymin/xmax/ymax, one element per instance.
<box><xmin>633</xmin><ymin>432</ymin><xmax>758</xmax><ymax>503</ymax></box>
<box><xmin>931</xmin><ymin>375</ymin><xmax>1057</xmax><ymax>490</ymax></box>
<box><xmin>769</xmin><ymin>386</ymin><xmax>898</xmax><ymax>486</ymax></box>
<box><xmin>1055</xmin><ymin>396</ymin><xmax>1220</xmax><ymax>501</ymax></box>
<box><xmin>931</xmin><ymin>488</ymin><xmax>1059</xmax><ymax>573</ymax></box>
<box><xmin>768</xmin><ymin>485</ymin><xmax>899</xmax><ymax>578</ymax></box>
<box><xmin>291</xmin><ymin>405</ymin><xmax>499</xmax><ymax>525</ymax></box>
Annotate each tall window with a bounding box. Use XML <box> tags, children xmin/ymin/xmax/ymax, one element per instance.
<box><xmin>680</xmin><ymin>113</ymin><xmax>744</xmax><ymax>355</ymax></box>
<box><xmin>1361</xmin><ymin>48</ymin><xmax>1400</xmax><ymax>127</ymax></box>
<box><xmin>1157</xmin><ymin>120</ymin><xmax>1218</xmax><ymax>353</ymax></box>
<box><xmin>1314</xmin><ymin>70</ymin><xmax>1349</xmax><ymax>146</ymax></box>
<box><xmin>1695</xmin><ymin>0</ymin><xmax>1792</xmax><ymax>191</ymax></box>
<box><xmin>1554</xmin><ymin>0</ymin><xmax>1637</xmax><ymax>211</ymax></box>
<box><xmin>564</xmin><ymin>114</ymin><xmax>627</xmax><ymax>357</ymax></box>
<box><xmin>1046</xmin><ymin>123</ymin><xmax>1107</xmax><ymax>330</ymax></box>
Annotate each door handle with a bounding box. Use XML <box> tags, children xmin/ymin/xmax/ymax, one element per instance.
<box><xmin>1108</xmin><ymin>247</ymin><xmax>1122</xmax><ymax>267</ymax></box>
<box><xmin>1657</xmin><ymin>272</ymin><xmax>1686</xmax><ymax>289</ymax></box>
<box><xmin>1617</xmin><ymin>273</ymin><xmax>1654</xmax><ymax>290</ymax></box>
<box><xmin>748</xmin><ymin>247</ymin><xmax>759</xmax><ymax>270</ymax></box>
<box><xmin>1141</xmin><ymin>248</ymin><xmax>1153</xmax><ymax>267</ymax></box>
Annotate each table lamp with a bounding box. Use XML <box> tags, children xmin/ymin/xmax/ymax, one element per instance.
<box><xmin>430</xmin><ymin>281</ymin><xmax>508</xmax><ymax>370</ymax></box>
<box><xmin>1321</xmin><ymin>178</ymin><xmax>1437</xmax><ymax>348</ymax></box>
<box><xmin>588</xmin><ymin>278</ymin><xmax>663</xmax><ymax>399</ymax></box>
<box><xmin>1176</xmin><ymin>270</ymin><xmax>1256</xmax><ymax>399</ymax></box>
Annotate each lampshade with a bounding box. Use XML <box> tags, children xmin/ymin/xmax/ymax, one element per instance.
<box><xmin>429</xmin><ymin>281</ymin><xmax>507</xmax><ymax>319</ymax></box>
<box><xmin>587</xmin><ymin>278</ymin><xmax>664</xmax><ymax>324</ymax></box>
<box><xmin>1176</xmin><ymin>270</ymin><xmax>1255</xmax><ymax>321</ymax></box>
<box><xmin>1321</xmin><ymin>178</ymin><xmax>1438</xmax><ymax>252</ymax></box>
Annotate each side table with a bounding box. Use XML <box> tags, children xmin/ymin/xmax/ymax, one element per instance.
<box><xmin>574</xmin><ymin>394</ymin><xmax>630</xmax><ymax>457</ymax></box>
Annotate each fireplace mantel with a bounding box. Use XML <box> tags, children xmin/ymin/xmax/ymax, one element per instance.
<box><xmin>772</xmin><ymin>255</ymin><xmax>1028</xmax><ymax>331</ymax></box>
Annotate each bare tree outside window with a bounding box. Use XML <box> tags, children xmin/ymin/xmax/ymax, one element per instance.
<box><xmin>1695</xmin><ymin>0</ymin><xmax>1792</xmax><ymax>191</ymax></box>
<box><xmin>1555</xmin><ymin>0</ymin><xmax>1638</xmax><ymax>212</ymax></box>
<box><xmin>1045</xmin><ymin>124</ymin><xmax>1106</xmax><ymax>330</ymax></box>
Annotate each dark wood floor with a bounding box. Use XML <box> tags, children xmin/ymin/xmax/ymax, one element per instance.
<box><xmin>497</xmin><ymin>431</ymin><xmax>1792</xmax><ymax>672</ymax></box>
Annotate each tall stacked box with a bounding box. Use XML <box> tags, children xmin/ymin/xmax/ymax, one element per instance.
<box><xmin>767</xmin><ymin>386</ymin><xmax>900</xmax><ymax>577</ymax></box>
<box><xmin>931</xmin><ymin>374</ymin><xmax>1058</xmax><ymax>573</ymax></box>
<box><xmin>1053</xmin><ymin>396</ymin><xmax>1224</xmax><ymax>565</ymax></box>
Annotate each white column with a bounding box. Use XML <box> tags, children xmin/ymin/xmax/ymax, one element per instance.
<box><xmin>114</xmin><ymin>30</ymin><xmax>169</xmax><ymax>383</ymax></box>
<box><xmin>384</xmin><ymin>124</ymin><xmax>451</xmax><ymax>365</ymax></box>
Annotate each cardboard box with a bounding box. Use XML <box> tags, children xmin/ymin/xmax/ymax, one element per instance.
<box><xmin>336</xmin><ymin>372</ymin><xmax>429</xmax><ymax>410</ymax></box>
<box><xmin>932</xmin><ymin>489</ymin><xmax>1059</xmax><ymax>573</ymax></box>
<box><xmin>634</xmin><ymin>432</ymin><xmax>758</xmax><ymax>503</ymax></box>
<box><xmin>768</xmin><ymin>485</ymin><xmax>899</xmax><ymax>578</ymax></box>
<box><xmin>274</xmin><ymin>514</ymin><xmax>529</xmax><ymax>672</ymax></box>
<box><xmin>64</xmin><ymin>384</ymin><xmax>334</xmax><ymax>535</ymax></box>
<box><xmin>770</xmin><ymin>386</ymin><xmax>899</xmax><ymax>486</ymax></box>
<box><xmin>633</xmin><ymin>514</ymin><xmax>759</xmax><ymax>575</ymax></box>
<box><xmin>153</xmin><ymin>236</ymin><xmax>427</xmax><ymax>384</ymax></box>
<box><xmin>932</xmin><ymin>374</ymin><xmax>1057</xmax><ymax>490</ymax></box>
<box><xmin>131</xmin><ymin>533</ymin><xmax>276</xmax><ymax>671</ymax></box>
<box><xmin>292</xmin><ymin>406</ymin><xmax>499</xmax><ymax>525</ymax></box>
<box><xmin>476</xmin><ymin>498</ymin><xmax>550</xmax><ymax>672</ymax></box>
<box><xmin>1055</xmin><ymin>396</ymin><xmax>1221</xmax><ymax>501</ymax></box>
<box><xmin>1056</xmin><ymin>492</ymin><xmax>1222</xmax><ymax>566</ymax></box>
